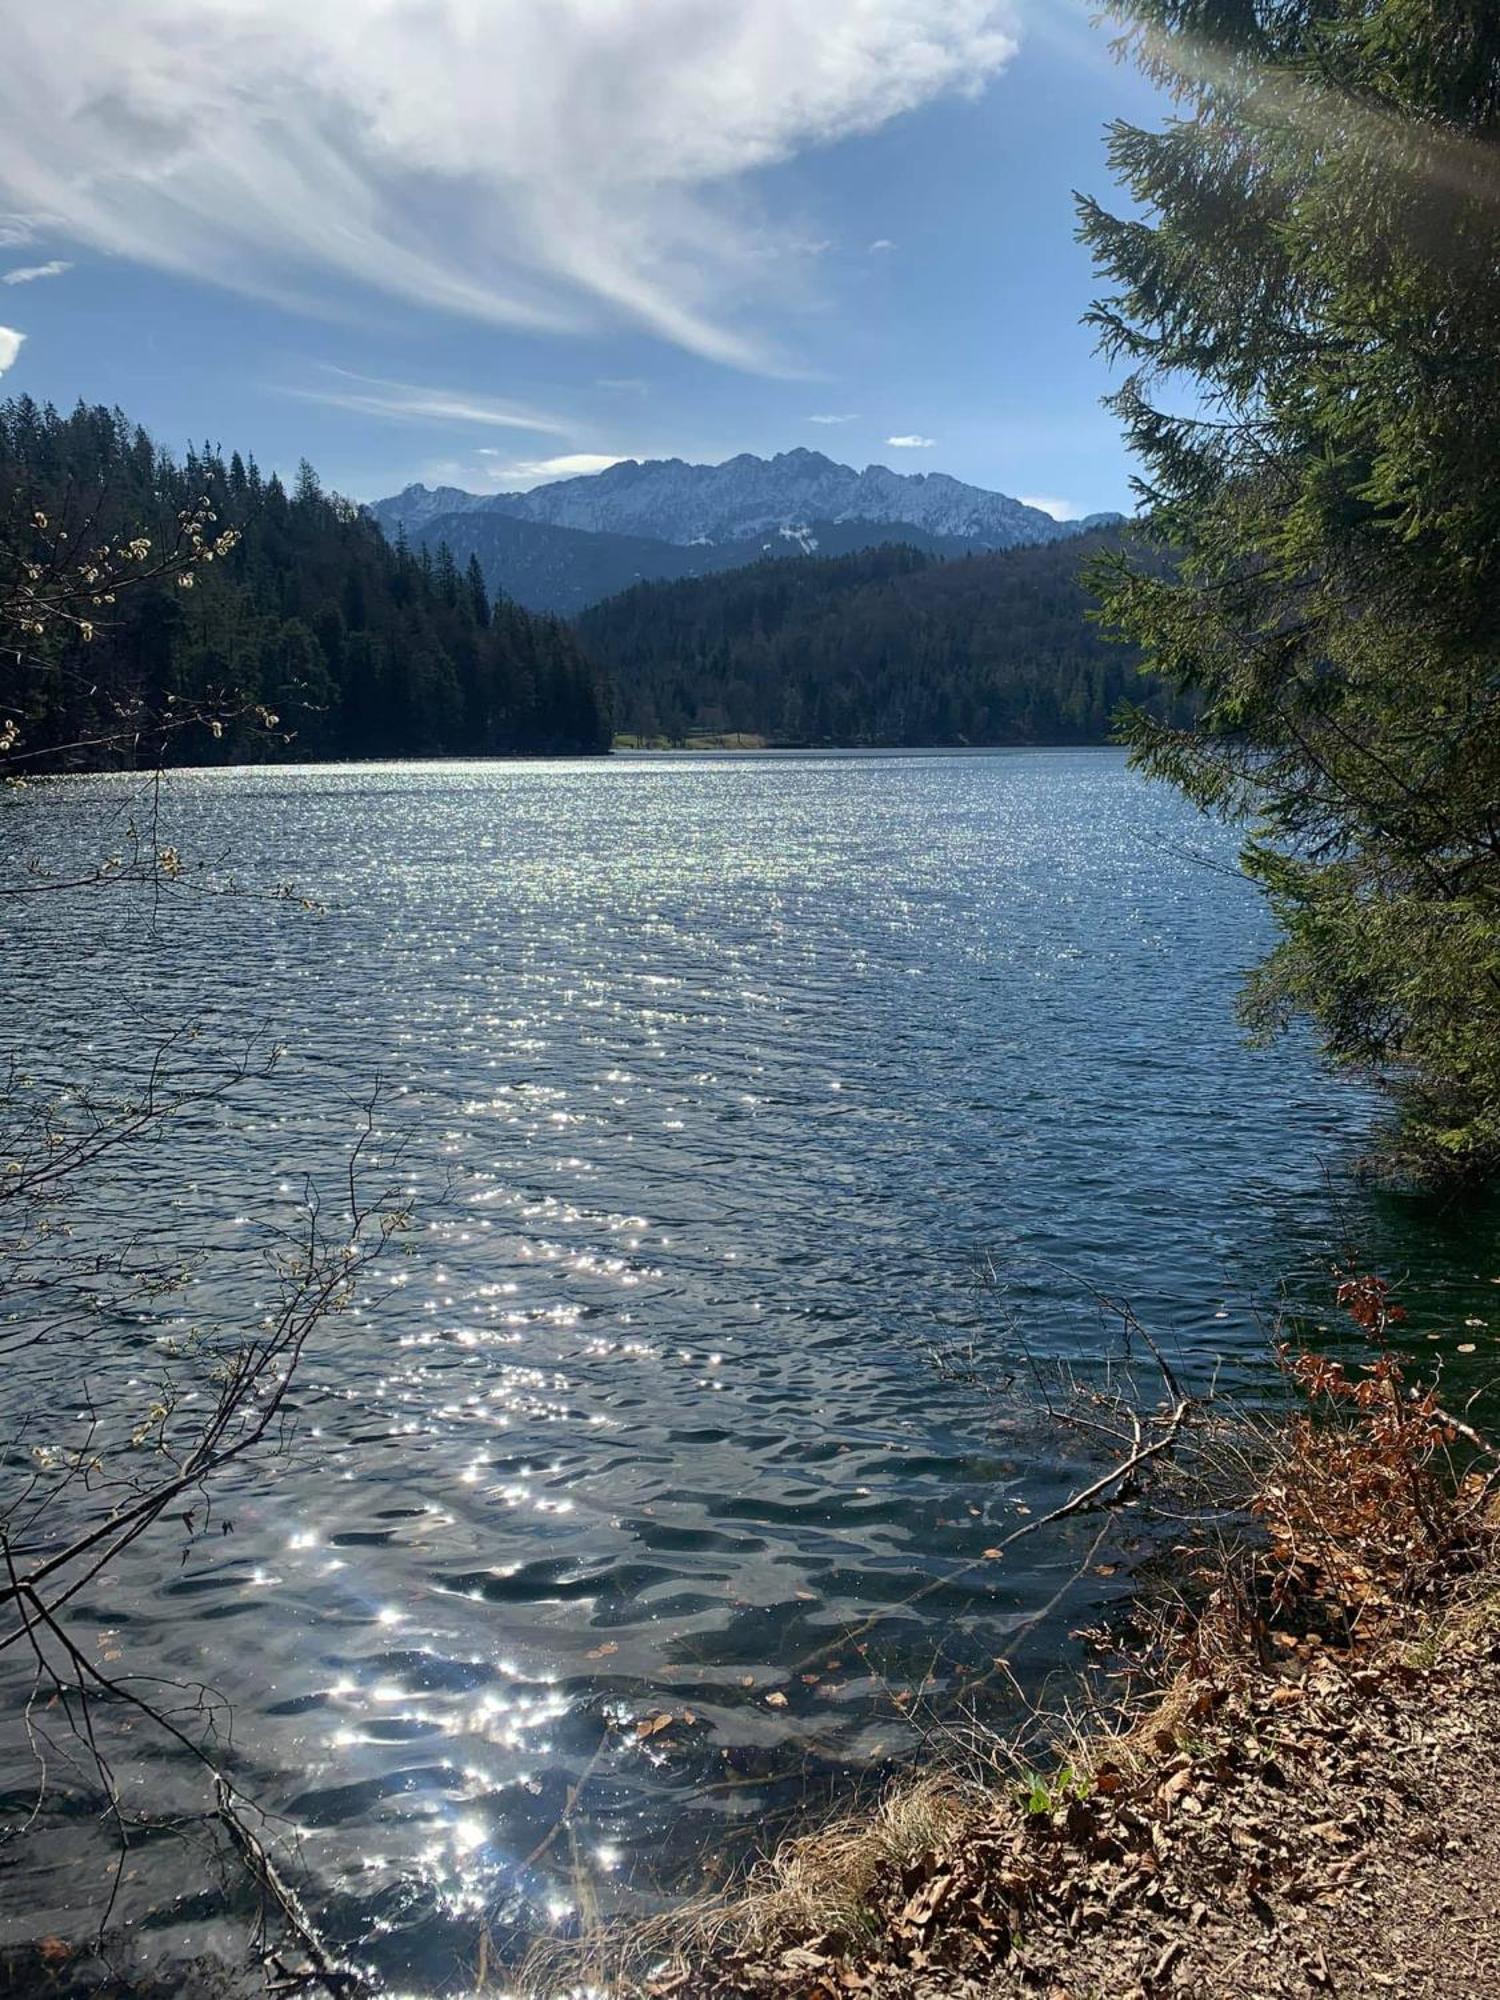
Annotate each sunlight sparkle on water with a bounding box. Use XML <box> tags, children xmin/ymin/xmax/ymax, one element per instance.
<box><xmin>1</xmin><ymin>751</ymin><xmax>1405</xmax><ymax>1997</ymax></box>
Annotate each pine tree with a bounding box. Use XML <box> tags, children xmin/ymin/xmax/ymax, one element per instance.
<box><xmin>465</xmin><ymin>553</ymin><xmax>490</xmax><ymax>629</ymax></box>
<box><xmin>434</xmin><ymin>539</ymin><xmax>460</xmax><ymax>609</ymax></box>
<box><xmin>1078</xmin><ymin>0</ymin><xmax>1500</xmax><ymax>1184</ymax></box>
<box><xmin>0</xmin><ymin>400</ymin><xmax>612</xmax><ymax>767</ymax></box>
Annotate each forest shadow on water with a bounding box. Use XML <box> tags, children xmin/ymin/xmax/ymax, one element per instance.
<box><xmin>3</xmin><ymin>750</ymin><xmax>1497</xmax><ymax>1995</ymax></box>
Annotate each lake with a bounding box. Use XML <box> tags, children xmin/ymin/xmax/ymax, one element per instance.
<box><xmin>3</xmin><ymin>750</ymin><xmax>1492</xmax><ymax>1993</ymax></box>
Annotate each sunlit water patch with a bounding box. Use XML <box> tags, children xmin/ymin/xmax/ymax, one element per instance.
<box><xmin>3</xmin><ymin>751</ymin><xmax>1495</xmax><ymax>1992</ymax></box>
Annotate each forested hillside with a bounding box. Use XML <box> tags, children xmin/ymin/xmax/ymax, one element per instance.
<box><xmin>0</xmin><ymin>398</ymin><xmax>611</xmax><ymax>768</ymax></box>
<box><xmin>391</xmin><ymin>502</ymin><xmax>1006</xmax><ymax>617</ymax></box>
<box><xmin>578</xmin><ymin>529</ymin><xmax>1175</xmax><ymax>745</ymax></box>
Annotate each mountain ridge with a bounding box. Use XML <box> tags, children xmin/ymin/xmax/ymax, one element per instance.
<box><xmin>368</xmin><ymin>449</ymin><xmax>1124</xmax><ymax>615</ymax></box>
<box><xmin>371</xmin><ymin>447</ymin><xmax>1114</xmax><ymax>549</ymax></box>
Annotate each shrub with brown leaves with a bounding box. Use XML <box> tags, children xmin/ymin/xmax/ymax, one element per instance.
<box><xmin>1242</xmin><ymin>1275</ymin><xmax>1493</xmax><ymax>1653</ymax></box>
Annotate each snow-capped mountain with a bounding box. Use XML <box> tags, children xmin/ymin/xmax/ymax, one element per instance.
<box><xmin>367</xmin><ymin>450</ymin><xmax>1124</xmax><ymax>614</ymax></box>
<box><xmin>372</xmin><ymin>448</ymin><xmax>1097</xmax><ymax>551</ymax></box>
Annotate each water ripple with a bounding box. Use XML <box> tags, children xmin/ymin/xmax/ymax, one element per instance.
<box><xmin>6</xmin><ymin>750</ymin><xmax>1492</xmax><ymax>1991</ymax></box>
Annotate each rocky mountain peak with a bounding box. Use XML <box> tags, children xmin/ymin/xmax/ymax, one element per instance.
<box><xmin>367</xmin><ymin>450</ymin><xmax>1119</xmax><ymax>610</ymax></box>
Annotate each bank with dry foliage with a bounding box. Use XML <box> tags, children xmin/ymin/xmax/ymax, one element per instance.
<box><xmin>537</xmin><ymin>1277</ymin><xmax>1500</xmax><ymax>2000</ymax></box>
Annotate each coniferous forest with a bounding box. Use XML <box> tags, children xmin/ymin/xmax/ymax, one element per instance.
<box><xmin>577</xmin><ymin>530</ymin><xmax>1184</xmax><ymax>745</ymax></box>
<box><xmin>0</xmin><ymin>398</ymin><xmax>613</xmax><ymax>768</ymax></box>
<box><xmin>2</xmin><ymin>399</ymin><xmax>1186</xmax><ymax>770</ymax></box>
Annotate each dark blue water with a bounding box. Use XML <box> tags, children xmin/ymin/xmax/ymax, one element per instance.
<box><xmin>2</xmin><ymin>751</ymin><xmax>1494</xmax><ymax>1992</ymax></box>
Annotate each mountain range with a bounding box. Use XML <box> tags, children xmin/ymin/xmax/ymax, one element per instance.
<box><xmin>369</xmin><ymin>449</ymin><xmax>1122</xmax><ymax>615</ymax></box>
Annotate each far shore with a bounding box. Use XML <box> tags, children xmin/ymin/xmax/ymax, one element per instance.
<box><xmin>612</xmin><ymin>735</ymin><xmax>1128</xmax><ymax>754</ymax></box>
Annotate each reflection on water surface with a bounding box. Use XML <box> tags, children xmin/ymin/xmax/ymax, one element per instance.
<box><xmin>4</xmin><ymin>751</ymin><xmax>1491</xmax><ymax>1992</ymax></box>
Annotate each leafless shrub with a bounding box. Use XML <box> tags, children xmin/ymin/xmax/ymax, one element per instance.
<box><xmin>0</xmin><ymin>492</ymin><xmax>388</xmax><ymax>1995</ymax></box>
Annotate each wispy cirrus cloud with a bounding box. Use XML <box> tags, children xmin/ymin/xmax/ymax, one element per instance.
<box><xmin>1018</xmin><ymin>494</ymin><xmax>1080</xmax><ymax>520</ymax></box>
<box><xmin>3</xmin><ymin>259</ymin><xmax>71</xmax><ymax>285</ymax></box>
<box><xmin>809</xmin><ymin>412</ymin><xmax>858</xmax><ymax>425</ymax></box>
<box><xmin>868</xmin><ymin>237</ymin><xmax>897</xmax><ymax>253</ymax></box>
<box><xmin>886</xmin><ymin>433</ymin><xmax>935</xmax><ymax>448</ymax></box>
<box><xmin>285</xmin><ymin>369</ymin><xmax>571</xmax><ymax>435</ymax></box>
<box><xmin>0</xmin><ymin>4</ymin><xmax>1018</xmax><ymax>371</ymax></box>
<box><xmin>0</xmin><ymin>327</ymin><xmax>25</xmax><ymax>375</ymax></box>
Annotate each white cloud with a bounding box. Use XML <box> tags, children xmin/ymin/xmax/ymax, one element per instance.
<box><xmin>489</xmin><ymin>452</ymin><xmax>630</xmax><ymax>489</ymax></box>
<box><xmin>886</xmin><ymin>433</ymin><xmax>935</xmax><ymax>448</ymax></box>
<box><xmin>3</xmin><ymin>258</ymin><xmax>70</xmax><ymax>285</ymax></box>
<box><xmin>0</xmin><ymin>326</ymin><xmax>24</xmax><ymax>375</ymax></box>
<box><xmin>868</xmin><ymin>237</ymin><xmax>897</xmax><ymax>252</ymax></box>
<box><xmin>1018</xmin><ymin>494</ymin><xmax>1080</xmax><ymax>520</ymax></box>
<box><xmin>0</xmin><ymin>4</ymin><xmax>1018</xmax><ymax>370</ymax></box>
<box><xmin>285</xmin><ymin>369</ymin><xmax>570</xmax><ymax>434</ymax></box>
<box><xmin>809</xmin><ymin>412</ymin><xmax>858</xmax><ymax>424</ymax></box>
<box><xmin>597</xmin><ymin>377</ymin><xmax>649</xmax><ymax>395</ymax></box>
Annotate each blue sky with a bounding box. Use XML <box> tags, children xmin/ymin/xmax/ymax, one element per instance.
<box><xmin>0</xmin><ymin>3</ymin><xmax>1164</xmax><ymax>518</ymax></box>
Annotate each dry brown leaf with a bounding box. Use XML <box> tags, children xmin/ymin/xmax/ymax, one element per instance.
<box><xmin>1152</xmin><ymin>1939</ymin><xmax>1184</xmax><ymax>1982</ymax></box>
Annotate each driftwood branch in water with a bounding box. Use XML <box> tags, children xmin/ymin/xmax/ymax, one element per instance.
<box><xmin>215</xmin><ymin>1778</ymin><xmax>372</xmax><ymax>1999</ymax></box>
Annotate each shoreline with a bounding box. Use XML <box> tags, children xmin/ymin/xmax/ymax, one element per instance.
<box><xmin>612</xmin><ymin>739</ymin><xmax>1130</xmax><ymax>756</ymax></box>
<box><xmin>19</xmin><ymin>741</ymin><xmax>1137</xmax><ymax>781</ymax></box>
<box><xmin>638</xmin><ymin>1559</ymin><xmax>1500</xmax><ymax>1999</ymax></box>
<box><xmin>518</xmin><ymin>1288</ymin><xmax>1500</xmax><ymax>1999</ymax></box>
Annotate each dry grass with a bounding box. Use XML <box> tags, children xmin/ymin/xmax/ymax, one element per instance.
<box><xmin>1396</xmin><ymin>1547</ymin><xmax>1500</xmax><ymax>1671</ymax></box>
<box><xmin>516</xmin><ymin>1775</ymin><xmax>984</xmax><ymax>1997</ymax></box>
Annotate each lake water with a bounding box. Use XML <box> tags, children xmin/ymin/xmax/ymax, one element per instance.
<box><xmin>2</xmin><ymin>751</ymin><xmax>1493</xmax><ymax>1994</ymax></box>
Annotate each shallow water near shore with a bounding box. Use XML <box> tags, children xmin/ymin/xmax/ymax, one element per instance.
<box><xmin>3</xmin><ymin>749</ymin><xmax>1495</xmax><ymax>1992</ymax></box>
